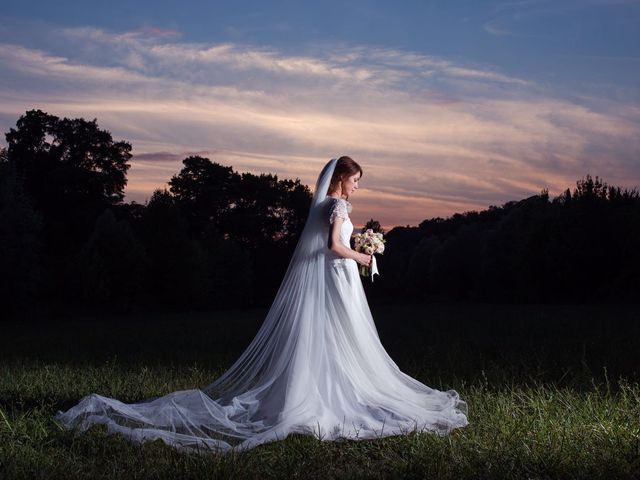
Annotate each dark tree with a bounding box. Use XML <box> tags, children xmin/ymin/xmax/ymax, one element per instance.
<box><xmin>168</xmin><ymin>156</ymin><xmax>239</xmax><ymax>237</ymax></box>
<box><xmin>378</xmin><ymin>174</ymin><xmax>640</xmax><ymax>304</ymax></box>
<box><xmin>222</xmin><ymin>170</ymin><xmax>311</xmax><ymax>303</ymax></box>
<box><xmin>223</xmin><ymin>171</ymin><xmax>311</xmax><ymax>249</ymax></box>
<box><xmin>67</xmin><ymin>209</ymin><xmax>147</xmax><ymax>311</ymax></box>
<box><xmin>168</xmin><ymin>156</ymin><xmax>311</xmax><ymax>304</ymax></box>
<box><xmin>138</xmin><ymin>189</ymin><xmax>210</xmax><ymax>310</ymax></box>
<box><xmin>5</xmin><ymin>109</ymin><xmax>131</xmax><ymax>254</ymax></box>
<box><xmin>573</xmin><ymin>174</ymin><xmax>609</xmax><ymax>202</ymax></box>
<box><xmin>405</xmin><ymin>235</ymin><xmax>441</xmax><ymax>297</ymax></box>
<box><xmin>0</xmin><ymin>154</ymin><xmax>43</xmax><ymax>316</ymax></box>
<box><xmin>371</xmin><ymin>226</ymin><xmax>423</xmax><ymax>300</ymax></box>
<box><xmin>362</xmin><ymin>219</ymin><xmax>385</xmax><ymax>234</ymax></box>
<box><xmin>200</xmin><ymin>223</ymin><xmax>254</xmax><ymax>308</ymax></box>
<box><xmin>169</xmin><ymin>156</ymin><xmax>312</xmax><ymax>248</ymax></box>
<box><xmin>429</xmin><ymin>222</ymin><xmax>483</xmax><ymax>300</ymax></box>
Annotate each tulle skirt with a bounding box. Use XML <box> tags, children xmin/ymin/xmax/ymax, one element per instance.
<box><xmin>54</xmin><ymin>258</ymin><xmax>469</xmax><ymax>453</ymax></box>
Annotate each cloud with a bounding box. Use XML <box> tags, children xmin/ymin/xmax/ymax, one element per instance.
<box><xmin>0</xmin><ymin>43</ymin><xmax>150</xmax><ymax>84</ymax></box>
<box><xmin>138</xmin><ymin>26</ymin><xmax>181</xmax><ymax>38</ymax></box>
<box><xmin>0</xmin><ymin>22</ymin><xmax>638</xmax><ymax>228</ymax></box>
<box><xmin>133</xmin><ymin>151</ymin><xmax>216</xmax><ymax>162</ymax></box>
<box><xmin>483</xmin><ymin>20</ymin><xmax>512</xmax><ymax>36</ymax></box>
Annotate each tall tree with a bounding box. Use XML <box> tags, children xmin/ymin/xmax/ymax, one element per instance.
<box><xmin>67</xmin><ymin>209</ymin><xmax>147</xmax><ymax>311</ymax></box>
<box><xmin>138</xmin><ymin>189</ymin><xmax>210</xmax><ymax>309</ymax></box>
<box><xmin>168</xmin><ymin>156</ymin><xmax>239</xmax><ymax>237</ymax></box>
<box><xmin>5</xmin><ymin>109</ymin><xmax>131</xmax><ymax>254</ymax></box>
<box><xmin>168</xmin><ymin>156</ymin><xmax>311</xmax><ymax>248</ymax></box>
<box><xmin>223</xmin><ymin>171</ymin><xmax>311</xmax><ymax>249</ymax></box>
<box><xmin>0</xmin><ymin>155</ymin><xmax>43</xmax><ymax>316</ymax></box>
<box><xmin>362</xmin><ymin>219</ymin><xmax>385</xmax><ymax>234</ymax></box>
<box><xmin>169</xmin><ymin>156</ymin><xmax>312</xmax><ymax>304</ymax></box>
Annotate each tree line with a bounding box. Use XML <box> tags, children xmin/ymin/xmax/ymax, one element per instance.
<box><xmin>1</xmin><ymin>109</ymin><xmax>638</xmax><ymax>319</ymax></box>
<box><xmin>0</xmin><ymin>110</ymin><xmax>311</xmax><ymax>317</ymax></box>
<box><xmin>375</xmin><ymin>177</ymin><xmax>640</xmax><ymax>303</ymax></box>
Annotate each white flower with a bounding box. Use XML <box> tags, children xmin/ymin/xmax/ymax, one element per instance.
<box><xmin>352</xmin><ymin>229</ymin><xmax>385</xmax><ymax>256</ymax></box>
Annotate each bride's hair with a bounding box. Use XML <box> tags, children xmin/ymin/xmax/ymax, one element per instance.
<box><xmin>329</xmin><ymin>156</ymin><xmax>363</xmax><ymax>200</ymax></box>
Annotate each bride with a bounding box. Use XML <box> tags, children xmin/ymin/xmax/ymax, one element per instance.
<box><xmin>54</xmin><ymin>156</ymin><xmax>469</xmax><ymax>453</ymax></box>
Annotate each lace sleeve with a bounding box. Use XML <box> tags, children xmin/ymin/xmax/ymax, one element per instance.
<box><xmin>329</xmin><ymin>199</ymin><xmax>351</xmax><ymax>224</ymax></box>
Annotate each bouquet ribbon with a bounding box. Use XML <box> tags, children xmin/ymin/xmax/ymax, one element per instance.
<box><xmin>371</xmin><ymin>255</ymin><xmax>380</xmax><ymax>282</ymax></box>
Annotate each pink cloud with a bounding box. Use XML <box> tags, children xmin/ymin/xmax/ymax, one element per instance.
<box><xmin>138</xmin><ymin>26</ymin><xmax>181</xmax><ymax>38</ymax></box>
<box><xmin>0</xmin><ymin>25</ymin><xmax>638</xmax><ymax>228</ymax></box>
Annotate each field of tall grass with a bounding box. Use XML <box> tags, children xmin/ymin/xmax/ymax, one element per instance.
<box><xmin>1</xmin><ymin>303</ymin><xmax>639</xmax><ymax>479</ymax></box>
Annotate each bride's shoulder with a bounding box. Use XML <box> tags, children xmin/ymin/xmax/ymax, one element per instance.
<box><xmin>326</xmin><ymin>196</ymin><xmax>352</xmax><ymax>211</ymax></box>
<box><xmin>327</xmin><ymin>195</ymin><xmax>351</xmax><ymax>205</ymax></box>
<box><xmin>326</xmin><ymin>196</ymin><xmax>352</xmax><ymax>224</ymax></box>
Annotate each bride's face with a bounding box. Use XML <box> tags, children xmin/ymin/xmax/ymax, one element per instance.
<box><xmin>341</xmin><ymin>173</ymin><xmax>361</xmax><ymax>197</ymax></box>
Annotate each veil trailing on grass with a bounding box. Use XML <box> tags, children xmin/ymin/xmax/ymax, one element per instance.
<box><xmin>201</xmin><ymin>158</ymin><xmax>338</xmax><ymax>402</ymax></box>
<box><xmin>54</xmin><ymin>157</ymin><xmax>469</xmax><ymax>453</ymax></box>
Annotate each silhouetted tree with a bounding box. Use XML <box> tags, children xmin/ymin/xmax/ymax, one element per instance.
<box><xmin>168</xmin><ymin>156</ymin><xmax>239</xmax><ymax>237</ymax></box>
<box><xmin>168</xmin><ymin>156</ymin><xmax>311</xmax><ymax>305</ymax></box>
<box><xmin>200</xmin><ymin>224</ymin><xmax>254</xmax><ymax>308</ymax></box>
<box><xmin>169</xmin><ymin>156</ymin><xmax>311</xmax><ymax>249</ymax></box>
<box><xmin>4</xmin><ymin>105</ymin><xmax>638</xmax><ymax>313</ymax></box>
<box><xmin>0</xmin><ymin>156</ymin><xmax>43</xmax><ymax>316</ymax></box>
<box><xmin>67</xmin><ymin>209</ymin><xmax>147</xmax><ymax>311</ymax></box>
<box><xmin>429</xmin><ymin>222</ymin><xmax>483</xmax><ymax>300</ymax></box>
<box><xmin>372</xmin><ymin>226</ymin><xmax>423</xmax><ymax>299</ymax></box>
<box><xmin>225</xmin><ymin>170</ymin><xmax>311</xmax><ymax>303</ymax></box>
<box><xmin>485</xmin><ymin>194</ymin><xmax>552</xmax><ymax>302</ymax></box>
<box><xmin>405</xmin><ymin>235</ymin><xmax>441</xmax><ymax>297</ymax></box>
<box><xmin>362</xmin><ymin>219</ymin><xmax>385</xmax><ymax>234</ymax></box>
<box><xmin>382</xmin><ymin>175</ymin><xmax>640</xmax><ymax>303</ymax></box>
<box><xmin>5</xmin><ymin>109</ymin><xmax>131</xmax><ymax>255</ymax></box>
<box><xmin>574</xmin><ymin>174</ymin><xmax>609</xmax><ymax>203</ymax></box>
<box><xmin>138</xmin><ymin>189</ymin><xmax>210</xmax><ymax>309</ymax></box>
<box><xmin>223</xmin><ymin>171</ymin><xmax>311</xmax><ymax>248</ymax></box>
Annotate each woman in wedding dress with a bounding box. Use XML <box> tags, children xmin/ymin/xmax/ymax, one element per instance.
<box><xmin>54</xmin><ymin>156</ymin><xmax>469</xmax><ymax>453</ymax></box>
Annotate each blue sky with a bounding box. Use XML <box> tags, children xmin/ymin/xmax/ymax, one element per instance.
<box><xmin>1</xmin><ymin>0</ymin><xmax>638</xmax><ymax>227</ymax></box>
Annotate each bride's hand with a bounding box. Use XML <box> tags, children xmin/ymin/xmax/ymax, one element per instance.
<box><xmin>356</xmin><ymin>253</ymin><xmax>372</xmax><ymax>267</ymax></box>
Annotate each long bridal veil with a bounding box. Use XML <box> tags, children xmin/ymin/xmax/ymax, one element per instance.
<box><xmin>54</xmin><ymin>158</ymin><xmax>469</xmax><ymax>453</ymax></box>
<box><xmin>200</xmin><ymin>158</ymin><xmax>338</xmax><ymax>403</ymax></box>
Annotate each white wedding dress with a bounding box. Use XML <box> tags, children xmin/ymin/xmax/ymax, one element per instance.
<box><xmin>54</xmin><ymin>160</ymin><xmax>469</xmax><ymax>454</ymax></box>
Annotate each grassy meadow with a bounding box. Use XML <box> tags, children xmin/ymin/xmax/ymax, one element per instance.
<box><xmin>1</xmin><ymin>303</ymin><xmax>639</xmax><ymax>479</ymax></box>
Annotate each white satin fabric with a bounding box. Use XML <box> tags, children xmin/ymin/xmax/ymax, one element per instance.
<box><xmin>54</xmin><ymin>159</ymin><xmax>468</xmax><ymax>454</ymax></box>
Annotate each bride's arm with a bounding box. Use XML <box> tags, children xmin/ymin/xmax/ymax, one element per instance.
<box><xmin>328</xmin><ymin>217</ymin><xmax>371</xmax><ymax>266</ymax></box>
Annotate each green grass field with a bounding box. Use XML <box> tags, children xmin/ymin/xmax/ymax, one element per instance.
<box><xmin>1</xmin><ymin>303</ymin><xmax>639</xmax><ymax>479</ymax></box>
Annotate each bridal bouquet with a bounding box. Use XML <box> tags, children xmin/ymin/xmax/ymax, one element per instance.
<box><xmin>352</xmin><ymin>229</ymin><xmax>385</xmax><ymax>280</ymax></box>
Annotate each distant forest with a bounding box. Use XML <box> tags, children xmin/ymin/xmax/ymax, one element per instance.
<box><xmin>1</xmin><ymin>109</ymin><xmax>639</xmax><ymax>318</ymax></box>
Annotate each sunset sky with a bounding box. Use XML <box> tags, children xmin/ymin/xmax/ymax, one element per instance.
<box><xmin>1</xmin><ymin>0</ymin><xmax>639</xmax><ymax>229</ymax></box>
